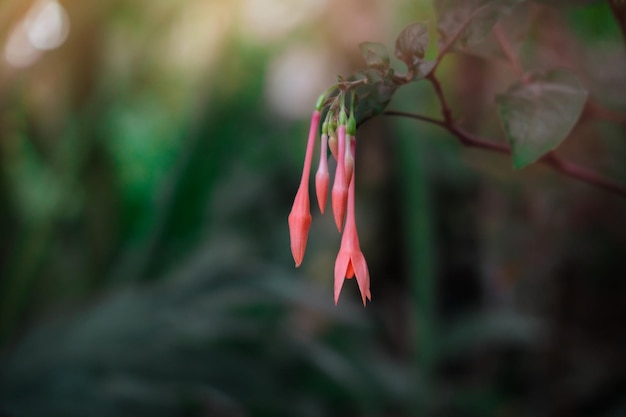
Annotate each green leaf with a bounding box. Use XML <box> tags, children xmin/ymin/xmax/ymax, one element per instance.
<box><xmin>349</xmin><ymin>64</ymin><xmax>399</xmax><ymax>122</ymax></box>
<box><xmin>395</xmin><ymin>22</ymin><xmax>429</xmax><ymax>70</ymax></box>
<box><xmin>435</xmin><ymin>0</ymin><xmax>525</xmax><ymax>48</ymax></box>
<box><xmin>496</xmin><ymin>69</ymin><xmax>588</xmax><ymax>169</ymax></box>
<box><xmin>353</xmin><ymin>68</ymin><xmax>383</xmax><ymax>84</ymax></box>
<box><xmin>352</xmin><ymin>79</ymin><xmax>398</xmax><ymax>122</ymax></box>
<box><xmin>444</xmin><ymin>1</ymin><xmax>530</xmax><ymax>61</ymax></box>
<box><xmin>359</xmin><ymin>42</ymin><xmax>390</xmax><ymax>71</ymax></box>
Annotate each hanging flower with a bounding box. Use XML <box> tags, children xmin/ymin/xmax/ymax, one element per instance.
<box><xmin>334</xmin><ymin>167</ymin><xmax>371</xmax><ymax>306</ymax></box>
<box><xmin>288</xmin><ymin>109</ymin><xmax>320</xmax><ymax>267</ymax></box>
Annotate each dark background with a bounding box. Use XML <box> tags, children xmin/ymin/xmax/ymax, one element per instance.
<box><xmin>1</xmin><ymin>1</ymin><xmax>625</xmax><ymax>416</ymax></box>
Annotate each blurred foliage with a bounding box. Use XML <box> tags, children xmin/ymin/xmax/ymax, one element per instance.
<box><xmin>0</xmin><ymin>238</ymin><xmax>412</xmax><ymax>417</ymax></box>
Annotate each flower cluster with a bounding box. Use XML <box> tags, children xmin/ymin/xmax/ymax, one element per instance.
<box><xmin>288</xmin><ymin>93</ymin><xmax>371</xmax><ymax>306</ymax></box>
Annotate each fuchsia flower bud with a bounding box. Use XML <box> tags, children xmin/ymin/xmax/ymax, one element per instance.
<box><xmin>288</xmin><ymin>109</ymin><xmax>321</xmax><ymax>267</ymax></box>
<box><xmin>344</xmin><ymin>113</ymin><xmax>356</xmax><ymax>181</ymax></box>
<box><xmin>334</xmin><ymin>169</ymin><xmax>371</xmax><ymax>306</ymax></box>
<box><xmin>288</xmin><ymin>185</ymin><xmax>311</xmax><ymax>268</ymax></box>
<box><xmin>315</xmin><ymin>123</ymin><xmax>329</xmax><ymax>214</ymax></box>
<box><xmin>331</xmin><ymin>122</ymin><xmax>348</xmax><ymax>232</ymax></box>
<box><xmin>344</xmin><ymin>134</ymin><xmax>354</xmax><ymax>183</ymax></box>
<box><xmin>328</xmin><ymin>125</ymin><xmax>338</xmax><ymax>161</ymax></box>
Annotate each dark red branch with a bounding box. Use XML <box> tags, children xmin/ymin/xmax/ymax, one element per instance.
<box><xmin>445</xmin><ymin>124</ymin><xmax>510</xmax><ymax>154</ymax></box>
<box><xmin>587</xmin><ymin>99</ymin><xmax>626</xmax><ymax>128</ymax></box>
<box><xmin>382</xmin><ymin>73</ymin><xmax>626</xmax><ymax>198</ymax></box>
<box><xmin>542</xmin><ymin>153</ymin><xmax>626</xmax><ymax>198</ymax></box>
<box><xmin>426</xmin><ymin>74</ymin><xmax>453</xmax><ymax>124</ymax></box>
<box><xmin>382</xmin><ymin>110</ymin><xmax>446</xmax><ymax>127</ymax></box>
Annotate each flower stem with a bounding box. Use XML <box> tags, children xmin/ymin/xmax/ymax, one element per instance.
<box><xmin>396</xmin><ymin>119</ymin><xmax>437</xmax><ymax>413</ymax></box>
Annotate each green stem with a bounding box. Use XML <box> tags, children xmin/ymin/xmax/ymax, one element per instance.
<box><xmin>396</xmin><ymin>120</ymin><xmax>437</xmax><ymax>413</ymax></box>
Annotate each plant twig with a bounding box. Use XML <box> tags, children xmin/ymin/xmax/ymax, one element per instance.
<box><xmin>383</xmin><ymin>110</ymin><xmax>446</xmax><ymax>127</ymax></box>
<box><xmin>446</xmin><ymin>124</ymin><xmax>510</xmax><ymax>154</ymax></box>
<box><xmin>380</xmin><ymin>72</ymin><xmax>626</xmax><ymax>198</ymax></box>
<box><xmin>494</xmin><ymin>16</ymin><xmax>626</xmax><ymax>132</ymax></box>
<box><xmin>489</xmin><ymin>24</ymin><xmax>626</xmax><ymax>193</ymax></box>
<box><xmin>542</xmin><ymin>153</ymin><xmax>626</xmax><ymax>197</ymax></box>
<box><xmin>381</xmin><ymin>111</ymin><xmax>509</xmax><ymax>153</ymax></box>
<box><xmin>586</xmin><ymin>99</ymin><xmax>626</xmax><ymax>128</ymax></box>
<box><xmin>383</xmin><ymin>108</ymin><xmax>626</xmax><ymax>197</ymax></box>
<box><xmin>426</xmin><ymin>74</ymin><xmax>453</xmax><ymax>123</ymax></box>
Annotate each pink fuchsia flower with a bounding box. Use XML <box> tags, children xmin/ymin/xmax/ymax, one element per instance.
<box><xmin>331</xmin><ymin>122</ymin><xmax>348</xmax><ymax>232</ymax></box>
<box><xmin>334</xmin><ymin>169</ymin><xmax>371</xmax><ymax>306</ymax></box>
<box><xmin>315</xmin><ymin>122</ymin><xmax>329</xmax><ymax>214</ymax></box>
<box><xmin>288</xmin><ymin>109</ymin><xmax>321</xmax><ymax>267</ymax></box>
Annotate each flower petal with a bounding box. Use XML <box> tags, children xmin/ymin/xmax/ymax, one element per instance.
<box><xmin>352</xmin><ymin>250</ymin><xmax>370</xmax><ymax>306</ymax></box>
<box><xmin>334</xmin><ymin>249</ymin><xmax>351</xmax><ymax>305</ymax></box>
<box><xmin>345</xmin><ymin>261</ymin><xmax>354</xmax><ymax>279</ymax></box>
<box><xmin>287</xmin><ymin>110</ymin><xmax>320</xmax><ymax>267</ymax></box>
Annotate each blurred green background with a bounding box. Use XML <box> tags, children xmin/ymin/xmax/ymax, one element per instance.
<box><xmin>1</xmin><ymin>1</ymin><xmax>625</xmax><ymax>416</ymax></box>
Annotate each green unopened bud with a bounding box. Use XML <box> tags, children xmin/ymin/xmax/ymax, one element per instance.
<box><xmin>339</xmin><ymin>109</ymin><xmax>347</xmax><ymax>126</ymax></box>
<box><xmin>315</xmin><ymin>93</ymin><xmax>326</xmax><ymax>111</ymax></box>
<box><xmin>347</xmin><ymin>114</ymin><xmax>356</xmax><ymax>136</ymax></box>
<box><xmin>329</xmin><ymin>119</ymin><xmax>337</xmax><ymax>131</ymax></box>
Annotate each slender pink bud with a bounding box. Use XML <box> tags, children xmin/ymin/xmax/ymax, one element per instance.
<box><xmin>344</xmin><ymin>134</ymin><xmax>354</xmax><ymax>183</ymax></box>
<box><xmin>331</xmin><ymin>125</ymin><xmax>348</xmax><ymax>232</ymax></box>
<box><xmin>288</xmin><ymin>187</ymin><xmax>311</xmax><ymax>267</ymax></box>
<box><xmin>315</xmin><ymin>133</ymin><xmax>329</xmax><ymax>213</ymax></box>
<box><xmin>288</xmin><ymin>110</ymin><xmax>321</xmax><ymax>267</ymax></box>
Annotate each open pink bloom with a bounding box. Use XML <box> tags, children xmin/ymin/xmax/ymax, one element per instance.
<box><xmin>331</xmin><ymin>125</ymin><xmax>348</xmax><ymax>232</ymax></box>
<box><xmin>288</xmin><ymin>110</ymin><xmax>320</xmax><ymax>267</ymax></box>
<box><xmin>334</xmin><ymin>170</ymin><xmax>371</xmax><ymax>306</ymax></box>
<box><xmin>315</xmin><ymin>132</ymin><xmax>329</xmax><ymax>214</ymax></box>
